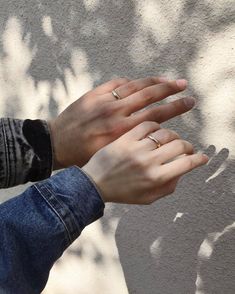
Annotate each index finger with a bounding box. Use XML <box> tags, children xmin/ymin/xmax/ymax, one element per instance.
<box><xmin>113</xmin><ymin>76</ymin><xmax>168</xmax><ymax>99</ymax></box>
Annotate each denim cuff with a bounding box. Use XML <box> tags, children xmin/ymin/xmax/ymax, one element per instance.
<box><xmin>34</xmin><ymin>166</ymin><xmax>105</xmax><ymax>244</ymax></box>
<box><xmin>0</xmin><ymin>118</ymin><xmax>52</xmax><ymax>188</ymax></box>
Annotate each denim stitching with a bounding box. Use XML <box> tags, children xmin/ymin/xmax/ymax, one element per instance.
<box><xmin>34</xmin><ymin>185</ymin><xmax>73</xmax><ymax>244</ymax></box>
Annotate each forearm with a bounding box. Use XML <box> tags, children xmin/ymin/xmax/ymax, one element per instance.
<box><xmin>0</xmin><ymin>118</ymin><xmax>52</xmax><ymax>188</ymax></box>
<box><xmin>0</xmin><ymin>166</ymin><xmax>104</xmax><ymax>293</ymax></box>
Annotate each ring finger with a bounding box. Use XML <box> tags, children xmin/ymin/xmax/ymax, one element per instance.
<box><xmin>139</xmin><ymin>128</ymin><xmax>180</xmax><ymax>151</ymax></box>
<box><xmin>112</xmin><ymin>76</ymin><xmax>167</xmax><ymax>100</ymax></box>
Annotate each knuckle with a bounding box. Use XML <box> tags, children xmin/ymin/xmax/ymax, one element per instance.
<box><xmin>130</xmin><ymin>158</ymin><xmax>156</xmax><ymax>182</ymax></box>
<box><xmin>140</xmin><ymin>87</ymin><xmax>150</xmax><ymax>97</ymax></box>
<box><xmin>126</xmin><ymin>81</ymin><xmax>138</xmax><ymax>93</ymax></box>
<box><xmin>107</xmin><ymin>119</ymin><xmax>126</xmax><ymax>137</ymax></box>
<box><xmin>145</xmin><ymin>166</ymin><xmax>162</xmax><ymax>186</ymax></box>
<box><xmin>155</xmin><ymin>171</ymin><xmax>166</xmax><ymax>185</ymax></box>
<box><xmin>145</xmin><ymin>169</ymin><xmax>156</xmax><ymax>183</ymax></box>
<box><xmin>111</xmin><ymin>77</ymin><xmax>129</xmax><ymax>88</ymax></box>
<box><xmin>150</xmin><ymin>76</ymin><xmax>157</xmax><ymax>83</ymax></box>
<box><xmin>171</xmin><ymin>130</ymin><xmax>180</xmax><ymax>140</ymax></box>
<box><xmin>160</xmin><ymin>129</ymin><xmax>176</xmax><ymax>142</ymax></box>
<box><xmin>185</xmin><ymin>157</ymin><xmax>195</xmax><ymax>170</ymax></box>
<box><xmin>99</xmin><ymin>103</ymin><xmax>117</xmax><ymax>117</ymax></box>
<box><xmin>180</xmin><ymin>140</ymin><xmax>188</xmax><ymax>149</ymax></box>
<box><xmin>101</xmin><ymin>120</ymin><xmax>115</xmax><ymax>134</ymax></box>
<box><xmin>166</xmin><ymin>81</ymin><xmax>178</xmax><ymax>91</ymax></box>
<box><xmin>110</xmin><ymin>79</ymin><xmax>120</xmax><ymax>88</ymax></box>
<box><xmin>120</xmin><ymin>77</ymin><xmax>130</xmax><ymax>83</ymax></box>
<box><xmin>146</xmin><ymin>76</ymin><xmax>156</xmax><ymax>85</ymax></box>
<box><xmin>140</xmin><ymin>121</ymin><xmax>160</xmax><ymax>130</ymax></box>
<box><xmin>96</xmin><ymin>114</ymin><xmax>122</xmax><ymax>136</ymax></box>
<box><xmin>183</xmin><ymin>140</ymin><xmax>193</xmax><ymax>153</ymax></box>
<box><xmin>176</xmin><ymin>139</ymin><xmax>189</xmax><ymax>151</ymax></box>
<box><xmin>129</xmin><ymin>155</ymin><xmax>147</xmax><ymax>170</ymax></box>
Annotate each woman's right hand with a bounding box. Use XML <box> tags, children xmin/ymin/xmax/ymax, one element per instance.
<box><xmin>82</xmin><ymin>122</ymin><xmax>208</xmax><ymax>205</ymax></box>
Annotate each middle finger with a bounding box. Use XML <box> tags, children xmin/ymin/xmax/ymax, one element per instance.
<box><xmin>139</xmin><ymin>128</ymin><xmax>180</xmax><ymax>151</ymax></box>
<box><xmin>121</xmin><ymin>79</ymin><xmax>188</xmax><ymax>115</ymax></box>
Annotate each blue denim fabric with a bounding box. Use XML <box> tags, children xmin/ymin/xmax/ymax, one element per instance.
<box><xmin>0</xmin><ymin>166</ymin><xmax>104</xmax><ymax>294</ymax></box>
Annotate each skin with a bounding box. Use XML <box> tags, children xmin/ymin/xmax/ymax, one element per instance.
<box><xmin>48</xmin><ymin>76</ymin><xmax>196</xmax><ymax>169</ymax></box>
<box><xmin>82</xmin><ymin>121</ymin><xmax>209</xmax><ymax>204</ymax></box>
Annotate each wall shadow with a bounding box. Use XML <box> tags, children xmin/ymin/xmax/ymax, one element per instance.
<box><xmin>116</xmin><ymin>147</ymin><xmax>235</xmax><ymax>294</ymax></box>
<box><xmin>0</xmin><ymin>0</ymin><xmax>234</xmax><ymax>293</ymax></box>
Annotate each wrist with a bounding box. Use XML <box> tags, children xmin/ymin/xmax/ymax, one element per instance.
<box><xmin>47</xmin><ymin>119</ymin><xmax>64</xmax><ymax>170</ymax></box>
<box><xmin>82</xmin><ymin>164</ymin><xmax>107</xmax><ymax>203</ymax></box>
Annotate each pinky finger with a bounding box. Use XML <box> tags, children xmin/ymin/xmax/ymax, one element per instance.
<box><xmin>157</xmin><ymin>153</ymin><xmax>209</xmax><ymax>183</ymax></box>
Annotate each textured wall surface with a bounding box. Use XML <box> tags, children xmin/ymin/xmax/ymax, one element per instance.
<box><xmin>0</xmin><ymin>0</ymin><xmax>235</xmax><ymax>293</ymax></box>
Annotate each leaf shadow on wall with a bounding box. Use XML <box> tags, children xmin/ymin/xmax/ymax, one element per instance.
<box><xmin>0</xmin><ymin>0</ymin><xmax>138</xmax><ymax>118</ymax></box>
<box><xmin>116</xmin><ymin>147</ymin><xmax>235</xmax><ymax>294</ymax></box>
<box><xmin>0</xmin><ymin>0</ymin><xmax>234</xmax><ymax>292</ymax></box>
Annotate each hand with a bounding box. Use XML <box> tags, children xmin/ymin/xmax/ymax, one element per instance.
<box><xmin>49</xmin><ymin>76</ymin><xmax>195</xmax><ymax>169</ymax></box>
<box><xmin>82</xmin><ymin>122</ymin><xmax>208</xmax><ymax>204</ymax></box>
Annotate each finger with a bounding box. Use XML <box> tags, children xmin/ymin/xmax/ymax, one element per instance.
<box><xmin>152</xmin><ymin>139</ymin><xmax>194</xmax><ymax>164</ymax></box>
<box><xmin>157</xmin><ymin>153</ymin><xmax>209</xmax><ymax>183</ymax></box>
<box><xmin>139</xmin><ymin>128</ymin><xmax>180</xmax><ymax>151</ymax></box>
<box><xmin>132</xmin><ymin>96</ymin><xmax>196</xmax><ymax>124</ymax></box>
<box><xmin>114</xmin><ymin>76</ymin><xmax>168</xmax><ymax>99</ymax></box>
<box><xmin>120</xmin><ymin>79</ymin><xmax>188</xmax><ymax>115</ymax></box>
<box><xmin>143</xmin><ymin>177</ymin><xmax>180</xmax><ymax>204</ymax></box>
<box><xmin>122</xmin><ymin>121</ymin><xmax>161</xmax><ymax>141</ymax></box>
<box><xmin>93</xmin><ymin>77</ymin><xmax>130</xmax><ymax>95</ymax></box>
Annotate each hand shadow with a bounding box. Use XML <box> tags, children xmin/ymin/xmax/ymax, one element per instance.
<box><xmin>115</xmin><ymin>146</ymin><xmax>235</xmax><ymax>294</ymax></box>
<box><xmin>199</xmin><ymin>226</ymin><xmax>235</xmax><ymax>294</ymax></box>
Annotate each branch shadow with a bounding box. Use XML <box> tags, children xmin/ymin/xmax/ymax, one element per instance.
<box><xmin>115</xmin><ymin>147</ymin><xmax>235</xmax><ymax>294</ymax></box>
<box><xmin>0</xmin><ymin>0</ymin><xmax>234</xmax><ymax>292</ymax></box>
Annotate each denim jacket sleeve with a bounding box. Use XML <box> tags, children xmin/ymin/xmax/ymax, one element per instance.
<box><xmin>0</xmin><ymin>166</ymin><xmax>105</xmax><ymax>294</ymax></box>
<box><xmin>0</xmin><ymin>118</ymin><xmax>52</xmax><ymax>188</ymax></box>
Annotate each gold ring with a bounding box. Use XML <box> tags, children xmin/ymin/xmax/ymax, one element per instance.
<box><xmin>147</xmin><ymin>135</ymin><xmax>162</xmax><ymax>148</ymax></box>
<box><xmin>112</xmin><ymin>89</ymin><xmax>122</xmax><ymax>100</ymax></box>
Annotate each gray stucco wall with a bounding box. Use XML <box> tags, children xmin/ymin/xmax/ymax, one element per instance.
<box><xmin>0</xmin><ymin>0</ymin><xmax>234</xmax><ymax>293</ymax></box>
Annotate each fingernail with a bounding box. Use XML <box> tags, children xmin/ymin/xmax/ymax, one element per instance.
<box><xmin>184</xmin><ymin>97</ymin><xmax>196</xmax><ymax>109</ymax></box>
<box><xmin>176</xmin><ymin>79</ymin><xmax>188</xmax><ymax>90</ymax></box>
<box><xmin>202</xmin><ymin>154</ymin><xmax>209</xmax><ymax>162</ymax></box>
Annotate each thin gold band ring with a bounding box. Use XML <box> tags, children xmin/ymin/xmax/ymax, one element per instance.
<box><xmin>112</xmin><ymin>89</ymin><xmax>122</xmax><ymax>100</ymax></box>
<box><xmin>147</xmin><ymin>135</ymin><xmax>162</xmax><ymax>149</ymax></box>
